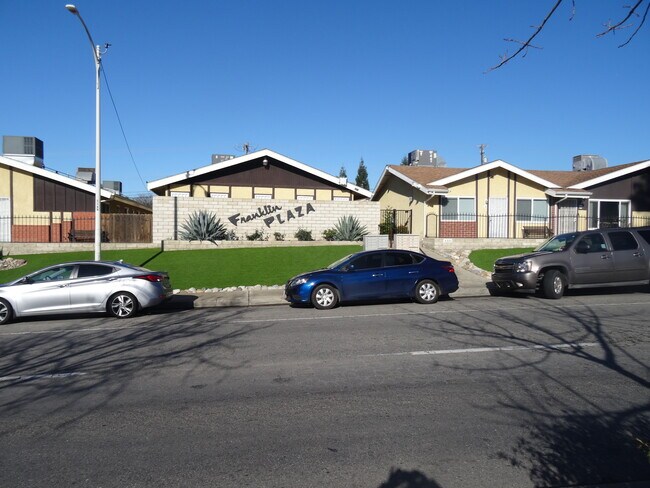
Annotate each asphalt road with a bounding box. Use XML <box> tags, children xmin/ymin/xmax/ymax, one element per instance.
<box><xmin>0</xmin><ymin>290</ymin><xmax>649</xmax><ymax>488</ymax></box>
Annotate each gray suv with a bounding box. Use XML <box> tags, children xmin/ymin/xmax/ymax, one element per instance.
<box><xmin>490</xmin><ymin>226</ymin><xmax>650</xmax><ymax>299</ymax></box>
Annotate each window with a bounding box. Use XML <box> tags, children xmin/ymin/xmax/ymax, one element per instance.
<box><xmin>210</xmin><ymin>192</ymin><xmax>229</xmax><ymax>199</ymax></box>
<box><xmin>349</xmin><ymin>253</ymin><xmax>383</xmax><ymax>270</ymax></box>
<box><xmin>77</xmin><ymin>264</ymin><xmax>115</xmax><ymax>278</ymax></box>
<box><xmin>384</xmin><ymin>252</ymin><xmax>414</xmax><ymax>267</ymax></box>
<box><xmin>297</xmin><ymin>195</ymin><xmax>314</xmax><ymax>201</ymax></box>
<box><xmin>29</xmin><ymin>265</ymin><xmax>75</xmax><ymax>282</ymax></box>
<box><xmin>441</xmin><ymin>197</ymin><xmax>475</xmax><ymax>221</ymax></box>
<box><xmin>333</xmin><ymin>196</ymin><xmax>350</xmax><ymax>202</ymax></box>
<box><xmin>588</xmin><ymin>200</ymin><xmax>631</xmax><ymax>229</ymax></box>
<box><xmin>608</xmin><ymin>231</ymin><xmax>638</xmax><ymax>251</ymax></box>
<box><xmin>254</xmin><ymin>193</ymin><xmax>272</xmax><ymax>200</ymax></box>
<box><xmin>637</xmin><ymin>229</ymin><xmax>650</xmax><ymax>245</ymax></box>
<box><xmin>516</xmin><ymin>199</ymin><xmax>549</xmax><ymax>222</ymax></box>
<box><xmin>575</xmin><ymin>233</ymin><xmax>607</xmax><ymax>253</ymax></box>
<box><xmin>170</xmin><ymin>191</ymin><xmax>190</xmax><ymax>197</ymax></box>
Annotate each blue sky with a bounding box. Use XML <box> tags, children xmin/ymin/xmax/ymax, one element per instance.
<box><xmin>2</xmin><ymin>0</ymin><xmax>649</xmax><ymax>196</ymax></box>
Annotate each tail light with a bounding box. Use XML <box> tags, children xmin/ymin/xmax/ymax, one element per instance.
<box><xmin>441</xmin><ymin>265</ymin><xmax>455</xmax><ymax>273</ymax></box>
<box><xmin>134</xmin><ymin>274</ymin><xmax>164</xmax><ymax>282</ymax></box>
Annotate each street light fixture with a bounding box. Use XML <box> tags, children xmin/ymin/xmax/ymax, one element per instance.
<box><xmin>65</xmin><ymin>3</ymin><xmax>107</xmax><ymax>261</ymax></box>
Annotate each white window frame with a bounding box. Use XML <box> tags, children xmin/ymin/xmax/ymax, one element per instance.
<box><xmin>588</xmin><ymin>199</ymin><xmax>631</xmax><ymax>229</ymax></box>
<box><xmin>254</xmin><ymin>193</ymin><xmax>272</xmax><ymax>200</ymax></box>
<box><xmin>297</xmin><ymin>194</ymin><xmax>314</xmax><ymax>201</ymax></box>
<box><xmin>170</xmin><ymin>191</ymin><xmax>190</xmax><ymax>197</ymax></box>
<box><xmin>333</xmin><ymin>196</ymin><xmax>350</xmax><ymax>202</ymax></box>
<box><xmin>441</xmin><ymin>196</ymin><xmax>476</xmax><ymax>222</ymax></box>
<box><xmin>210</xmin><ymin>192</ymin><xmax>229</xmax><ymax>199</ymax></box>
<box><xmin>516</xmin><ymin>198</ymin><xmax>549</xmax><ymax>223</ymax></box>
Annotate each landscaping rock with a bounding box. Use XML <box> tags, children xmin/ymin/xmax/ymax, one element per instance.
<box><xmin>0</xmin><ymin>258</ymin><xmax>27</xmax><ymax>271</ymax></box>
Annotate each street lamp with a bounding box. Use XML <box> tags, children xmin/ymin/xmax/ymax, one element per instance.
<box><xmin>65</xmin><ymin>3</ymin><xmax>106</xmax><ymax>261</ymax></box>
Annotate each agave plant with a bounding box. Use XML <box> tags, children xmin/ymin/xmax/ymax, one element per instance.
<box><xmin>179</xmin><ymin>210</ymin><xmax>229</xmax><ymax>243</ymax></box>
<box><xmin>334</xmin><ymin>215</ymin><xmax>368</xmax><ymax>241</ymax></box>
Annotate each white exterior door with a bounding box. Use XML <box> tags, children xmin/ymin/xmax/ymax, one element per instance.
<box><xmin>489</xmin><ymin>197</ymin><xmax>508</xmax><ymax>238</ymax></box>
<box><xmin>558</xmin><ymin>200</ymin><xmax>578</xmax><ymax>234</ymax></box>
<box><xmin>0</xmin><ymin>198</ymin><xmax>10</xmax><ymax>242</ymax></box>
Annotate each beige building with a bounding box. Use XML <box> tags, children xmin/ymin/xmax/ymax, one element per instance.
<box><xmin>147</xmin><ymin>149</ymin><xmax>378</xmax><ymax>241</ymax></box>
<box><xmin>1</xmin><ymin>140</ymin><xmax>151</xmax><ymax>243</ymax></box>
<box><xmin>372</xmin><ymin>158</ymin><xmax>650</xmax><ymax>239</ymax></box>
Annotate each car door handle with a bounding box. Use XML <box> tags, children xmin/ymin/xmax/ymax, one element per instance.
<box><xmin>633</xmin><ymin>252</ymin><xmax>644</xmax><ymax>258</ymax></box>
<box><xmin>58</xmin><ymin>284</ymin><xmax>69</xmax><ymax>288</ymax></box>
<box><xmin>601</xmin><ymin>255</ymin><xmax>612</xmax><ymax>259</ymax></box>
<box><xmin>372</xmin><ymin>273</ymin><xmax>384</xmax><ymax>277</ymax></box>
<box><xmin>408</xmin><ymin>271</ymin><xmax>418</xmax><ymax>274</ymax></box>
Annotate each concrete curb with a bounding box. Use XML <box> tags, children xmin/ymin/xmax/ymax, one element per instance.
<box><xmin>163</xmin><ymin>284</ymin><xmax>490</xmax><ymax>310</ymax></box>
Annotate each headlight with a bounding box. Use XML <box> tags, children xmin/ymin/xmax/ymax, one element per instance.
<box><xmin>291</xmin><ymin>277</ymin><xmax>308</xmax><ymax>287</ymax></box>
<box><xmin>514</xmin><ymin>261</ymin><xmax>532</xmax><ymax>273</ymax></box>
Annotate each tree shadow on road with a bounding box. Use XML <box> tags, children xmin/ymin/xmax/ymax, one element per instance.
<box><xmin>406</xmin><ymin>294</ymin><xmax>650</xmax><ymax>486</ymax></box>
<box><xmin>377</xmin><ymin>467</ymin><xmax>443</xmax><ymax>488</ymax></box>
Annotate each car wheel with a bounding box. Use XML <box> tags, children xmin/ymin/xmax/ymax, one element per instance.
<box><xmin>0</xmin><ymin>298</ymin><xmax>13</xmax><ymax>325</ymax></box>
<box><xmin>542</xmin><ymin>270</ymin><xmax>566</xmax><ymax>299</ymax></box>
<box><xmin>415</xmin><ymin>280</ymin><xmax>440</xmax><ymax>304</ymax></box>
<box><xmin>311</xmin><ymin>284</ymin><xmax>339</xmax><ymax>310</ymax></box>
<box><xmin>107</xmin><ymin>292</ymin><xmax>139</xmax><ymax>318</ymax></box>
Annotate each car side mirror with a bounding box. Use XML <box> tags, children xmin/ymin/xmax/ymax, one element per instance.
<box><xmin>19</xmin><ymin>277</ymin><xmax>33</xmax><ymax>284</ymax></box>
<box><xmin>342</xmin><ymin>264</ymin><xmax>355</xmax><ymax>272</ymax></box>
<box><xmin>575</xmin><ymin>242</ymin><xmax>590</xmax><ymax>254</ymax></box>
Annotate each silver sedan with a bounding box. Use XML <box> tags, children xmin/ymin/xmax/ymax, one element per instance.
<box><xmin>0</xmin><ymin>261</ymin><xmax>172</xmax><ymax>325</ymax></box>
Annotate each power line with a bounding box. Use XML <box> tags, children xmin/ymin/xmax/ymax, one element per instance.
<box><xmin>100</xmin><ymin>65</ymin><xmax>148</xmax><ymax>192</ymax></box>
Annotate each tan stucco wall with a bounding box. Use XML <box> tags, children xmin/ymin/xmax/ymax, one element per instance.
<box><xmin>374</xmin><ymin>177</ymin><xmax>429</xmax><ymax>236</ymax></box>
<box><xmin>275</xmin><ymin>188</ymin><xmax>295</xmax><ymax>199</ymax></box>
<box><xmin>316</xmin><ymin>189</ymin><xmax>332</xmax><ymax>200</ymax></box>
<box><xmin>231</xmin><ymin>186</ymin><xmax>253</xmax><ymax>199</ymax></box>
<box><xmin>0</xmin><ymin>165</ymin><xmax>10</xmax><ymax>197</ymax></box>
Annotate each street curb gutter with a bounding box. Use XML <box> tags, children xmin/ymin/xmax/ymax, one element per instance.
<box><xmin>164</xmin><ymin>285</ymin><xmax>491</xmax><ymax>310</ymax></box>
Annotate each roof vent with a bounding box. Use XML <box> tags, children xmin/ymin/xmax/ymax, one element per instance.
<box><xmin>211</xmin><ymin>154</ymin><xmax>235</xmax><ymax>164</ymax></box>
<box><xmin>407</xmin><ymin>149</ymin><xmax>446</xmax><ymax>167</ymax></box>
<box><xmin>572</xmin><ymin>155</ymin><xmax>608</xmax><ymax>172</ymax></box>
<box><xmin>76</xmin><ymin>167</ymin><xmax>95</xmax><ymax>184</ymax></box>
<box><xmin>103</xmin><ymin>180</ymin><xmax>122</xmax><ymax>194</ymax></box>
<box><xmin>2</xmin><ymin>136</ymin><xmax>44</xmax><ymax>167</ymax></box>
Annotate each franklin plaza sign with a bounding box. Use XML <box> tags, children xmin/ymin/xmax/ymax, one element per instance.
<box><xmin>228</xmin><ymin>203</ymin><xmax>316</xmax><ymax>228</ymax></box>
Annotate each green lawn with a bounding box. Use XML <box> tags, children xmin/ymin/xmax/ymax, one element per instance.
<box><xmin>469</xmin><ymin>248</ymin><xmax>535</xmax><ymax>272</ymax></box>
<box><xmin>0</xmin><ymin>245</ymin><xmax>362</xmax><ymax>289</ymax></box>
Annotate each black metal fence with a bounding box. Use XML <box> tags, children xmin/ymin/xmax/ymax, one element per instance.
<box><xmin>0</xmin><ymin>214</ymin><xmax>153</xmax><ymax>243</ymax></box>
<box><xmin>425</xmin><ymin>213</ymin><xmax>650</xmax><ymax>239</ymax></box>
<box><xmin>379</xmin><ymin>209</ymin><xmax>412</xmax><ymax>239</ymax></box>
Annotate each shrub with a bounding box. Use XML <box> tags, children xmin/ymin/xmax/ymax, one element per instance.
<box><xmin>333</xmin><ymin>215</ymin><xmax>369</xmax><ymax>241</ymax></box>
<box><xmin>295</xmin><ymin>228</ymin><xmax>314</xmax><ymax>241</ymax></box>
<box><xmin>322</xmin><ymin>228</ymin><xmax>337</xmax><ymax>241</ymax></box>
<box><xmin>273</xmin><ymin>232</ymin><xmax>285</xmax><ymax>241</ymax></box>
<box><xmin>179</xmin><ymin>211</ymin><xmax>229</xmax><ymax>243</ymax></box>
<box><xmin>246</xmin><ymin>229</ymin><xmax>268</xmax><ymax>241</ymax></box>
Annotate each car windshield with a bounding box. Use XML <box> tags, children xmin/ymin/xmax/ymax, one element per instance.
<box><xmin>535</xmin><ymin>233</ymin><xmax>578</xmax><ymax>252</ymax></box>
<box><xmin>327</xmin><ymin>254</ymin><xmax>354</xmax><ymax>269</ymax></box>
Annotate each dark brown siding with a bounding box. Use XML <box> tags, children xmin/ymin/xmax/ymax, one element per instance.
<box><xmin>33</xmin><ymin>176</ymin><xmax>94</xmax><ymax>212</ymax></box>
<box><xmin>588</xmin><ymin>169</ymin><xmax>650</xmax><ymax>211</ymax></box>
<box><xmin>186</xmin><ymin>157</ymin><xmax>341</xmax><ymax>190</ymax></box>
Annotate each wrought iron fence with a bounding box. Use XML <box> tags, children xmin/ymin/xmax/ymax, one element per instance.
<box><xmin>379</xmin><ymin>209</ymin><xmax>412</xmax><ymax>239</ymax></box>
<box><xmin>0</xmin><ymin>214</ymin><xmax>152</xmax><ymax>243</ymax></box>
<box><xmin>425</xmin><ymin>213</ymin><xmax>650</xmax><ymax>239</ymax></box>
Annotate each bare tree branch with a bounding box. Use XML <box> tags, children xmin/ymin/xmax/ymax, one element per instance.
<box><xmin>486</xmin><ymin>0</ymin><xmax>565</xmax><ymax>73</ymax></box>
<box><xmin>617</xmin><ymin>0</ymin><xmax>650</xmax><ymax>47</ymax></box>
<box><xmin>596</xmin><ymin>0</ymin><xmax>645</xmax><ymax>38</ymax></box>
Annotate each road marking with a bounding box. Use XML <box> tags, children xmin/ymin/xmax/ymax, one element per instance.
<box><xmin>371</xmin><ymin>342</ymin><xmax>600</xmax><ymax>357</ymax></box>
<box><xmin>0</xmin><ymin>372</ymin><xmax>88</xmax><ymax>382</ymax></box>
<box><xmin>0</xmin><ymin>323</ymin><xmax>159</xmax><ymax>337</ymax></box>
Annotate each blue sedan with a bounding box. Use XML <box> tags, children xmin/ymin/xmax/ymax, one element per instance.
<box><xmin>285</xmin><ymin>249</ymin><xmax>459</xmax><ymax>309</ymax></box>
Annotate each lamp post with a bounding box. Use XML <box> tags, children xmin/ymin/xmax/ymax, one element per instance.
<box><xmin>65</xmin><ymin>4</ymin><xmax>104</xmax><ymax>261</ymax></box>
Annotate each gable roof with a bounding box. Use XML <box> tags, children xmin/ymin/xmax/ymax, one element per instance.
<box><xmin>0</xmin><ymin>155</ymin><xmax>151</xmax><ymax>212</ymax></box>
<box><xmin>375</xmin><ymin>158</ymin><xmax>650</xmax><ymax>198</ymax></box>
<box><xmin>146</xmin><ymin>149</ymin><xmax>373</xmax><ymax>199</ymax></box>
<box><xmin>429</xmin><ymin>159</ymin><xmax>560</xmax><ymax>189</ymax></box>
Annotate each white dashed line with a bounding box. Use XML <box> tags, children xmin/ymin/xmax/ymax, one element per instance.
<box><xmin>370</xmin><ymin>342</ymin><xmax>600</xmax><ymax>357</ymax></box>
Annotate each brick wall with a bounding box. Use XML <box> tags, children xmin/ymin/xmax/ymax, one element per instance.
<box><xmin>152</xmin><ymin>197</ymin><xmax>380</xmax><ymax>243</ymax></box>
<box><xmin>440</xmin><ymin>221</ymin><xmax>478</xmax><ymax>238</ymax></box>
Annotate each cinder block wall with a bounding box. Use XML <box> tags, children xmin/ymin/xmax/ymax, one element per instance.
<box><xmin>153</xmin><ymin>197</ymin><xmax>380</xmax><ymax>242</ymax></box>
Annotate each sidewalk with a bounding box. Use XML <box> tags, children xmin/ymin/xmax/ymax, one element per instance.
<box><xmin>165</xmin><ymin>247</ymin><xmax>491</xmax><ymax>310</ymax></box>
